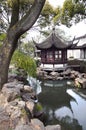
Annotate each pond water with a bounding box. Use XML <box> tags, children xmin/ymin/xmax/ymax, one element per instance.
<box><xmin>36</xmin><ymin>79</ymin><xmax>86</xmax><ymax>130</ymax></box>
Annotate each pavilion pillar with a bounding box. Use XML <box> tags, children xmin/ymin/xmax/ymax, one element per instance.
<box><xmin>53</xmin><ymin>64</ymin><xmax>55</xmax><ymax>72</ymax></box>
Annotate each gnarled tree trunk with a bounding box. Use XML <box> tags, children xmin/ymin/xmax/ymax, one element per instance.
<box><xmin>0</xmin><ymin>0</ymin><xmax>46</xmax><ymax>89</ymax></box>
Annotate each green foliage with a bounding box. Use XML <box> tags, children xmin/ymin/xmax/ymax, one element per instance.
<box><xmin>11</xmin><ymin>50</ymin><xmax>37</xmax><ymax>77</ymax></box>
<box><xmin>53</xmin><ymin>7</ymin><xmax>61</xmax><ymax>25</ymax></box>
<box><xmin>21</xmin><ymin>108</ymin><xmax>27</xmax><ymax>116</ymax></box>
<box><xmin>74</xmin><ymin>0</ymin><xmax>86</xmax><ymax>3</ymax></box>
<box><xmin>41</xmin><ymin>1</ymin><xmax>54</xmax><ymax>17</ymax></box>
<box><xmin>18</xmin><ymin>40</ymin><xmax>35</xmax><ymax>57</ymax></box>
<box><xmin>61</xmin><ymin>0</ymin><xmax>74</xmax><ymax>26</ymax></box>
<box><xmin>0</xmin><ymin>33</ymin><xmax>6</xmax><ymax>41</ymax></box>
<box><xmin>0</xmin><ymin>33</ymin><xmax>6</xmax><ymax>47</ymax></box>
<box><xmin>62</xmin><ymin>0</ymin><xmax>74</xmax><ymax>17</ymax></box>
<box><xmin>74</xmin><ymin>3</ymin><xmax>85</xmax><ymax>15</ymax></box>
<box><xmin>59</xmin><ymin>0</ymin><xmax>86</xmax><ymax>26</ymax></box>
<box><xmin>8</xmin><ymin>128</ymin><xmax>13</xmax><ymax>130</ymax></box>
<box><xmin>35</xmin><ymin>103</ymin><xmax>43</xmax><ymax>111</ymax></box>
<box><xmin>34</xmin><ymin>102</ymin><xmax>43</xmax><ymax>114</ymax></box>
<box><xmin>38</xmin><ymin>1</ymin><xmax>55</xmax><ymax>28</ymax></box>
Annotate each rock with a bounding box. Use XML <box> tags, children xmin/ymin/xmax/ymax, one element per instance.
<box><xmin>8</xmin><ymin>74</ymin><xmax>18</xmax><ymax>82</ymax></box>
<box><xmin>26</xmin><ymin>100</ymin><xmax>35</xmax><ymax>116</ymax></box>
<box><xmin>0</xmin><ymin>80</ymin><xmax>62</xmax><ymax>130</ymax></box>
<box><xmin>74</xmin><ymin>78</ymin><xmax>86</xmax><ymax>88</ymax></box>
<box><xmin>11</xmin><ymin>107</ymin><xmax>21</xmax><ymax>118</ymax></box>
<box><xmin>0</xmin><ymin>93</ymin><xmax>8</xmax><ymax>107</ymax></box>
<box><xmin>2</xmin><ymin>82</ymin><xmax>22</xmax><ymax>102</ymax></box>
<box><xmin>0</xmin><ymin>107</ymin><xmax>10</xmax><ymax>130</ymax></box>
<box><xmin>22</xmin><ymin>92</ymin><xmax>37</xmax><ymax>101</ymax></box>
<box><xmin>61</xmin><ymin>69</ymin><xmax>71</xmax><ymax>76</ymax></box>
<box><xmin>81</xmin><ymin>73</ymin><xmax>86</xmax><ymax>78</ymax></box>
<box><xmin>45</xmin><ymin>125</ymin><xmax>61</xmax><ymax>130</ymax></box>
<box><xmin>9</xmin><ymin>100</ymin><xmax>18</xmax><ymax>106</ymax></box>
<box><xmin>50</xmin><ymin>71</ymin><xmax>58</xmax><ymax>76</ymax></box>
<box><xmin>57</xmin><ymin>76</ymin><xmax>63</xmax><ymax>80</ymax></box>
<box><xmin>15</xmin><ymin>118</ymin><xmax>46</xmax><ymax>130</ymax></box>
<box><xmin>18</xmin><ymin>101</ymin><xmax>25</xmax><ymax>108</ymax></box>
<box><xmin>70</xmin><ymin>73</ymin><xmax>75</xmax><ymax>79</ymax></box>
<box><xmin>44</xmin><ymin>75</ymin><xmax>52</xmax><ymax>80</ymax></box>
<box><xmin>24</xmin><ymin>85</ymin><xmax>33</xmax><ymax>93</ymax></box>
<box><xmin>2</xmin><ymin>87</ymin><xmax>20</xmax><ymax>102</ymax></box>
<box><xmin>37</xmin><ymin>69</ymin><xmax>48</xmax><ymax>77</ymax></box>
<box><xmin>49</xmin><ymin>71</ymin><xmax>60</xmax><ymax>80</ymax></box>
<box><xmin>5</xmin><ymin>103</ymin><xmax>21</xmax><ymax>118</ymax></box>
<box><xmin>16</xmin><ymin>83</ymin><xmax>24</xmax><ymax>91</ymax></box>
<box><xmin>15</xmin><ymin>124</ymin><xmax>33</xmax><ymax>130</ymax></box>
<box><xmin>71</xmin><ymin>70</ymin><xmax>80</xmax><ymax>77</ymax></box>
<box><xmin>31</xmin><ymin>118</ymin><xmax>45</xmax><ymax>130</ymax></box>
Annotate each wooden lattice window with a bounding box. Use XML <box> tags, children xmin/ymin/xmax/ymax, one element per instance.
<box><xmin>47</xmin><ymin>51</ymin><xmax>53</xmax><ymax>62</ymax></box>
<box><xmin>55</xmin><ymin>51</ymin><xmax>62</xmax><ymax>61</ymax></box>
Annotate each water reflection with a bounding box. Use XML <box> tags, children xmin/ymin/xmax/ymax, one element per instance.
<box><xmin>67</xmin><ymin>89</ymin><xmax>86</xmax><ymax>130</ymax></box>
<box><xmin>37</xmin><ymin>79</ymin><xmax>86</xmax><ymax>130</ymax></box>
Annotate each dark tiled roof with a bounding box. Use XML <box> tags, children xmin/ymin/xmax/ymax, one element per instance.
<box><xmin>75</xmin><ymin>34</ymin><xmax>86</xmax><ymax>40</ymax></box>
<box><xmin>82</xmin><ymin>44</ymin><xmax>86</xmax><ymax>48</ymax></box>
<box><xmin>71</xmin><ymin>34</ymin><xmax>86</xmax><ymax>49</ymax></box>
<box><xmin>34</xmin><ymin>30</ymin><xmax>74</xmax><ymax>49</ymax></box>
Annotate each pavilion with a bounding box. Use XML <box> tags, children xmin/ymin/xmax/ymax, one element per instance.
<box><xmin>34</xmin><ymin>28</ymin><xmax>86</xmax><ymax>71</ymax></box>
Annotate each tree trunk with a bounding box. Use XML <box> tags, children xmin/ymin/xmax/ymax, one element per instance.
<box><xmin>0</xmin><ymin>32</ymin><xmax>18</xmax><ymax>89</ymax></box>
<box><xmin>0</xmin><ymin>0</ymin><xmax>46</xmax><ymax>89</ymax></box>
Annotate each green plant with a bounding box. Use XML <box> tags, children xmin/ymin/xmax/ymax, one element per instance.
<box><xmin>34</xmin><ymin>102</ymin><xmax>43</xmax><ymax>113</ymax></box>
<box><xmin>0</xmin><ymin>33</ymin><xmax>6</xmax><ymax>47</ymax></box>
<box><xmin>8</xmin><ymin>128</ymin><xmax>13</xmax><ymax>130</ymax></box>
<box><xmin>11</xmin><ymin>50</ymin><xmax>37</xmax><ymax>77</ymax></box>
<box><xmin>21</xmin><ymin>108</ymin><xmax>27</xmax><ymax>116</ymax></box>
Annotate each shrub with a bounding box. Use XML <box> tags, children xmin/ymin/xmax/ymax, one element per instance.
<box><xmin>11</xmin><ymin>50</ymin><xmax>37</xmax><ymax>77</ymax></box>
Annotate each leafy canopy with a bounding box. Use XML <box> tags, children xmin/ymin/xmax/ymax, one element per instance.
<box><xmin>60</xmin><ymin>0</ymin><xmax>86</xmax><ymax>26</ymax></box>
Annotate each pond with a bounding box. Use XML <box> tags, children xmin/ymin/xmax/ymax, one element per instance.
<box><xmin>36</xmin><ymin>79</ymin><xmax>86</xmax><ymax>130</ymax></box>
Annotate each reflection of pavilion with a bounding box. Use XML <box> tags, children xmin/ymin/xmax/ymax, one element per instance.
<box><xmin>38</xmin><ymin>80</ymin><xmax>83</xmax><ymax>130</ymax></box>
<box><xmin>38</xmin><ymin>80</ymin><xmax>73</xmax><ymax>108</ymax></box>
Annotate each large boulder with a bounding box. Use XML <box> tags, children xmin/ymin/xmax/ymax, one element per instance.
<box><xmin>2</xmin><ymin>81</ymin><xmax>24</xmax><ymax>102</ymax></box>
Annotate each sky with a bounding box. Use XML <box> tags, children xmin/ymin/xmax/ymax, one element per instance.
<box><xmin>58</xmin><ymin>20</ymin><xmax>86</xmax><ymax>38</ymax></box>
<box><xmin>47</xmin><ymin>0</ymin><xmax>65</xmax><ymax>7</ymax></box>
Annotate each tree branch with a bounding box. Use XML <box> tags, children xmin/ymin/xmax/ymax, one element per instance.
<box><xmin>11</xmin><ymin>0</ymin><xmax>46</xmax><ymax>37</ymax></box>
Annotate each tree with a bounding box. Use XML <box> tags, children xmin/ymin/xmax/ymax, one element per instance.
<box><xmin>37</xmin><ymin>1</ymin><xmax>54</xmax><ymax>28</ymax></box>
<box><xmin>61</xmin><ymin>0</ymin><xmax>74</xmax><ymax>27</ymax></box>
<box><xmin>0</xmin><ymin>0</ymin><xmax>46</xmax><ymax>89</ymax></box>
<box><xmin>54</xmin><ymin>0</ymin><xmax>86</xmax><ymax>27</ymax></box>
